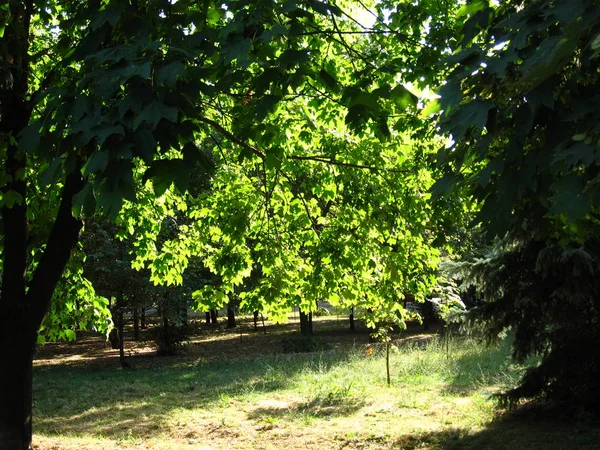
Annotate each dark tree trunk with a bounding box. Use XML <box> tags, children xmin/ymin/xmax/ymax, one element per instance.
<box><xmin>423</xmin><ymin>301</ymin><xmax>434</xmax><ymax>331</ymax></box>
<box><xmin>227</xmin><ymin>305</ymin><xmax>236</xmax><ymax>328</ymax></box>
<box><xmin>210</xmin><ymin>309</ymin><xmax>218</xmax><ymax>325</ymax></box>
<box><xmin>117</xmin><ymin>310</ymin><xmax>130</xmax><ymax>368</ymax></box>
<box><xmin>133</xmin><ymin>307</ymin><xmax>140</xmax><ymax>340</ymax></box>
<box><xmin>0</xmin><ymin>3</ymin><xmax>85</xmax><ymax>447</ymax></box>
<box><xmin>299</xmin><ymin>310</ymin><xmax>313</xmax><ymax>335</ymax></box>
<box><xmin>108</xmin><ymin>328</ymin><xmax>120</xmax><ymax>349</ymax></box>
<box><xmin>0</xmin><ymin>311</ymin><xmax>36</xmax><ymax>450</ymax></box>
<box><xmin>349</xmin><ymin>307</ymin><xmax>356</xmax><ymax>331</ymax></box>
<box><xmin>140</xmin><ymin>308</ymin><xmax>147</xmax><ymax>329</ymax></box>
<box><xmin>253</xmin><ymin>311</ymin><xmax>259</xmax><ymax>331</ymax></box>
<box><xmin>205</xmin><ymin>312</ymin><xmax>211</xmax><ymax>325</ymax></box>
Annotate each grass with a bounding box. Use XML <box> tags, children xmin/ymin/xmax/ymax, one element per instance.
<box><xmin>32</xmin><ymin>323</ymin><xmax>600</xmax><ymax>449</ymax></box>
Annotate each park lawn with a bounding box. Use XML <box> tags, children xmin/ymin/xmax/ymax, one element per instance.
<box><xmin>31</xmin><ymin>319</ymin><xmax>600</xmax><ymax>449</ymax></box>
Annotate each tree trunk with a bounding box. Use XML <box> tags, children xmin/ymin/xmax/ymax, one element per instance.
<box><xmin>133</xmin><ymin>307</ymin><xmax>140</xmax><ymax>340</ymax></box>
<box><xmin>299</xmin><ymin>310</ymin><xmax>313</xmax><ymax>335</ymax></box>
<box><xmin>117</xmin><ymin>310</ymin><xmax>129</xmax><ymax>368</ymax></box>
<box><xmin>140</xmin><ymin>308</ymin><xmax>147</xmax><ymax>329</ymax></box>
<box><xmin>227</xmin><ymin>305</ymin><xmax>236</xmax><ymax>328</ymax></box>
<box><xmin>210</xmin><ymin>309</ymin><xmax>218</xmax><ymax>325</ymax></box>
<box><xmin>349</xmin><ymin>307</ymin><xmax>356</xmax><ymax>331</ymax></box>
<box><xmin>205</xmin><ymin>312</ymin><xmax>211</xmax><ymax>325</ymax></box>
<box><xmin>0</xmin><ymin>311</ymin><xmax>36</xmax><ymax>450</ymax></box>
<box><xmin>423</xmin><ymin>301</ymin><xmax>434</xmax><ymax>331</ymax></box>
<box><xmin>253</xmin><ymin>311</ymin><xmax>259</xmax><ymax>331</ymax></box>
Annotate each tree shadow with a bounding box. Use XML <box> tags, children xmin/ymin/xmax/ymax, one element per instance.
<box><xmin>388</xmin><ymin>411</ymin><xmax>600</xmax><ymax>449</ymax></box>
<box><xmin>33</xmin><ymin>348</ymin><xmax>355</xmax><ymax>440</ymax></box>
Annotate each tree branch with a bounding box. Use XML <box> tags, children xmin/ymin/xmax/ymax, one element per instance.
<box><xmin>26</xmin><ymin>164</ymin><xmax>86</xmax><ymax>331</ymax></box>
<box><xmin>289</xmin><ymin>155</ymin><xmax>413</xmax><ymax>173</ymax></box>
<box><xmin>196</xmin><ymin>116</ymin><xmax>265</xmax><ymax>160</ymax></box>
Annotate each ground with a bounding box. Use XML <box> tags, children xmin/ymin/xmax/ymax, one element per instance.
<box><xmin>32</xmin><ymin>313</ymin><xmax>600</xmax><ymax>449</ymax></box>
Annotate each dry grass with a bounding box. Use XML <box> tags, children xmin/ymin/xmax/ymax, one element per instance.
<box><xmin>32</xmin><ymin>315</ymin><xmax>600</xmax><ymax>449</ymax></box>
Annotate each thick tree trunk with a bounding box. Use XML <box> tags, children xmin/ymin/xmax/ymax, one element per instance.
<box><xmin>205</xmin><ymin>311</ymin><xmax>211</xmax><ymax>325</ymax></box>
<box><xmin>349</xmin><ymin>307</ymin><xmax>356</xmax><ymax>331</ymax></box>
<box><xmin>0</xmin><ymin>3</ymin><xmax>83</xmax><ymax>448</ymax></box>
<box><xmin>227</xmin><ymin>305</ymin><xmax>236</xmax><ymax>329</ymax></box>
<box><xmin>210</xmin><ymin>309</ymin><xmax>218</xmax><ymax>325</ymax></box>
<box><xmin>0</xmin><ymin>310</ymin><xmax>36</xmax><ymax>450</ymax></box>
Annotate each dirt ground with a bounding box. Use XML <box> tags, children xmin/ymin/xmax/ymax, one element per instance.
<box><xmin>33</xmin><ymin>313</ymin><xmax>436</xmax><ymax>370</ymax></box>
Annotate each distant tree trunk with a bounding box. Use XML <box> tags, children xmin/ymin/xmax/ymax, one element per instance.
<box><xmin>253</xmin><ymin>311</ymin><xmax>259</xmax><ymax>331</ymax></box>
<box><xmin>349</xmin><ymin>307</ymin><xmax>356</xmax><ymax>331</ymax></box>
<box><xmin>205</xmin><ymin>312</ymin><xmax>211</xmax><ymax>325</ymax></box>
<box><xmin>133</xmin><ymin>307</ymin><xmax>140</xmax><ymax>340</ymax></box>
<box><xmin>423</xmin><ymin>301</ymin><xmax>434</xmax><ymax>331</ymax></box>
<box><xmin>299</xmin><ymin>309</ymin><xmax>313</xmax><ymax>335</ymax></box>
<box><xmin>140</xmin><ymin>307</ymin><xmax>147</xmax><ymax>329</ymax></box>
<box><xmin>210</xmin><ymin>309</ymin><xmax>218</xmax><ymax>325</ymax></box>
<box><xmin>261</xmin><ymin>313</ymin><xmax>267</xmax><ymax>335</ymax></box>
<box><xmin>227</xmin><ymin>305</ymin><xmax>236</xmax><ymax>328</ymax></box>
<box><xmin>117</xmin><ymin>309</ymin><xmax>129</xmax><ymax>368</ymax></box>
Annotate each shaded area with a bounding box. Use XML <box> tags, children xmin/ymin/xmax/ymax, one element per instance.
<box><xmin>389</xmin><ymin>412</ymin><xmax>600</xmax><ymax>450</ymax></box>
<box><xmin>33</xmin><ymin>347</ymin><xmax>354</xmax><ymax>440</ymax></box>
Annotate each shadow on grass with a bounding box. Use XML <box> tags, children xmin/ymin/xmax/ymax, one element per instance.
<box><xmin>388</xmin><ymin>411</ymin><xmax>600</xmax><ymax>450</ymax></box>
<box><xmin>247</xmin><ymin>395</ymin><xmax>366</xmax><ymax>423</ymax></box>
<box><xmin>33</xmin><ymin>349</ymin><xmax>354</xmax><ymax>440</ymax></box>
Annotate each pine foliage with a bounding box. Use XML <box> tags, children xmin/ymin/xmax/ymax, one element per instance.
<box><xmin>453</xmin><ymin>238</ymin><xmax>600</xmax><ymax>411</ymax></box>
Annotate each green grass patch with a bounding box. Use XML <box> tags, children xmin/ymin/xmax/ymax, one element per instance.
<box><xmin>32</xmin><ymin>334</ymin><xmax>599</xmax><ymax>449</ymax></box>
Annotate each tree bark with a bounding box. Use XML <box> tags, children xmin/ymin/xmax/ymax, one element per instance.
<box><xmin>299</xmin><ymin>309</ymin><xmax>313</xmax><ymax>335</ymax></box>
<box><xmin>0</xmin><ymin>161</ymin><xmax>83</xmax><ymax>449</ymax></box>
<box><xmin>227</xmin><ymin>305</ymin><xmax>236</xmax><ymax>328</ymax></box>
<box><xmin>117</xmin><ymin>309</ymin><xmax>129</xmax><ymax>368</ymax></box>
<box><xmin>0</xmin><ymin>311</ymin><xmax>36</xmax><ymax>450</ymax></box>
<box><xmin>253</xmin><ymin>311</ymin><xmax>259</xmax><ymax>331</ymax></box>
<box><xmin>349</xmin><ymin>307</ymin><xmax>356</xmax><ymax>331</ymax></box>
<box><xmin>205</xmin><ymin>311</ymin><xmax>211</xmax><ymax>325</ymax></box>
<box><xmin>210</xmin><ymin>309</ymin><xmax>218</xmax><ymax>325</ymax></box>
<box><xmin>133</xmin><ymin>307</ymin><xmax>140</xmax><ymax>340</ymax></box>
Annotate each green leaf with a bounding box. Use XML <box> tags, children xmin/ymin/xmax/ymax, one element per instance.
<box><xmin>3</xmin><ymin>189</ymin><xmax>23</xmax><ymax>208</ymax></box>
<box><xmin>390</xmin><ymin>85</ymin><xmax>418</xmax><ymax>109</ymax></box>
<box><xmin>63</xmin><ymin>329</ymin><xmax>77</xmax><ymax>341</ymax></box>
<box><xmin>349</xmin><ymin>92</ymin><xmax>379</xmax><ymax>110</ymax></box>
<box><xmin>457</xmin><ymin>0</ymin><xmax>487</xmax><ymax>18</ymax></box>
<box><xmin>83</xmin><ymin>151</ymin><xmax>110</xmax><ymax>175</ymax></box>
<box><xmin>420</xmin><ymin>99</ymin><xmax>441</xmax><ymax>118</ymax></box>
<box><xmin>132</xmin><ymin>129</ymin><xmax>156</xmax><ymax>163</ymax></box>
<box><xmin>157</xmin><ymin>61</ymin><xmax>185</xmax><ymax>87</ymax></box>
<box><xmin>133</xmin><ymin>101</ymin><xmax>179</xmax><ymax>130</ymax></box>
<box><xmin>40</xmin><ymin>157</ymin><xmax>63</xmax><ymax>188</ymax></box>
<box><xmin>72</xmin><ymin>183</ymin><xmax>96</xmax><ymax>218</ymax></box>
<box><xmin>91</xmin><ymin>8</ymin><xmax>121</xmax><ymax>30</ymax></box>
<box><xmin>92</xmin><ymin>123</ymin><xmax>125</xmax><ymax>147</ymax></box>
<box><xmin>547</xmin><ymin>175</ymin><xmax>589</xmax><ymax>222</ymax></box>
<box><xmin>319</xmin><ymin>68</ymin><xmax>338</xmax><ymax>90</ymax></box>
<box><xmin>18</xmin><ymin>121</ymin><xmax>41</xmax><ymax>152</ymax></box>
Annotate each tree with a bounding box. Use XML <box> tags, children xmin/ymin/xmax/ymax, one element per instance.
<box><xmin>433</xmin><ymin>0</ymin><xmax>600</xmax><ymax>411</ymax></box>
<box><xmin>0</xmin><ymin>0</ymin><xmax>461</xmax><ymax>447</ymax></box>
